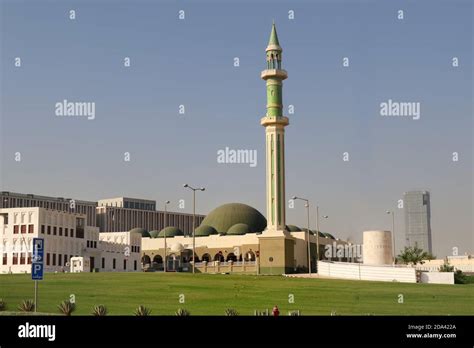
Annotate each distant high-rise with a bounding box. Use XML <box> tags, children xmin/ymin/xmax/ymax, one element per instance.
<box><xmin>404</xmin><ymin>191</ymin><xmax>432</xmax><ymax>253</ymax></box>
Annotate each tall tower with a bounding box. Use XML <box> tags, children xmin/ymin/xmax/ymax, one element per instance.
<box><xmin>258</xmin><ymin>22</ymin><xmax>294</xmax><ymax>275</ymax></box>
<box><xmin>261</xmin><ymin>22</ymin><xmax>289</xmax><ymax>233</ymax></box>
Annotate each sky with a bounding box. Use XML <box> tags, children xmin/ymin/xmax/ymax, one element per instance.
<box><xmin>1</xmin><ymin>0</ymin><xmax>472</xmax><ymax>257</ymax></box>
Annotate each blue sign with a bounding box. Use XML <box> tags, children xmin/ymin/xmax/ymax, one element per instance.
<box><xmin>32</xmin><ymin>238</ymin><xmax>44</xmax><ymax>280</ymax></box>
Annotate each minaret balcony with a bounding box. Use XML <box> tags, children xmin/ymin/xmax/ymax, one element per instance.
<box><xmin>261</xmin><ymin>69</ymin><xmax>288</xmax><ymax>80</ymax></box>
<box><xmin>260</xmin><ymin>116</ymin><xmax>289</xmax><ymax>127</ymax></box>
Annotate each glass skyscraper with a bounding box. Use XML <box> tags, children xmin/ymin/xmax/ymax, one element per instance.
<box><xmin>404</xmin><ymin>191</ymin><xmax>432</xmax><ymax>253</ymax></box>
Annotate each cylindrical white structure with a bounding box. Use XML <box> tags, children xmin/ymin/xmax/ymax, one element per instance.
<box><xmin>363</xmin><ymin>230</ymin><xmax>393</xmax><ymax>265</ymax></box>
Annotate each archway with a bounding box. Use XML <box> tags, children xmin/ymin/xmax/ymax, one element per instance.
<box><xmin>214</xmin><ymin>252</ymin><xmax>224</xmax><ymax>262</ymax></box>
<box><xmin>142</xmin><ymin>255</ymin><xmax>151</xmax><ymax>265</ymax></box>
<box><xmin>245</xmin><ymin>250</ymin><xmax>256</xmax><ymax>261</ymax></box>
<box><xmin>153</xmin><ymin>255</ymin><xmax>163</xmax><ymax>264</ymax></box>
<box><xmin>201</xmin><ymin>253</ymin><xmax>211</xmax><ymax>262</ymax></box>
<box><xmin>226</xmin><ymin>253</ymin><xmax>237</xmax><ymax>262</ymax></box>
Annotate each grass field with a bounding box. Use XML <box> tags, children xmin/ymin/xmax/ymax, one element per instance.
<box><xmin>1</xmin><ymin>273</ymin><xmax>473</xmax><ymax>315</ymax></box>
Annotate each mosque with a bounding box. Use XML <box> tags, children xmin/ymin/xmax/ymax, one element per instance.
<box><xmin>141</xmin><ymin>23</ymin><xmax>348</xmax><ymax>274</ymax></box>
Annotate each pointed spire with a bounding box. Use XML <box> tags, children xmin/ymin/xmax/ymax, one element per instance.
<box><xmin>268</xmin><ymin>22</ymin><xmax>280</xmax><ymax>47</ymax></box>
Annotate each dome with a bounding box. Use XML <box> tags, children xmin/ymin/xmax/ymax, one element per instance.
<box><xmin>287</xmin><ymin>225</ymin><xmax>301</xmax><ymax>232</ymax></box>
<box><xmin>195</xmin><ymin>225</ymin><xmax>218</xmax><ymax>237</ymax></box>
<box><xmin>200</xmin><ymin>203</ymin><xmax>267</xmax><ymax>233</ymax></box>
<box><xmin>158</xmin><ymin>226</ymin><xmax>184</xmax><ymax>238</ymax></box>
<box><xmin>149</xmin><ymin>230</ymin><xmax>160</xmax><ymax>238</ymax></box>
<box><xmin>130</xmin><ymin>228</ymin><xmax>150</xmax><ymax>238</ymax></box>
<box><xmin>169</xmin><ymin>242</ymin><xmax>184</xmax><ymax>253</ymax></box>
<box><xmin>227</xmin><ymin>223</ymin><xmax>250</xmax><ymax>235</ymax></box>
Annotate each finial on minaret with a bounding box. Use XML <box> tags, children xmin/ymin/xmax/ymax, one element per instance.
<box><xmin>267</xmin><ymin>21</ymin><xmax>281</xmax><ymax>50</ymax></box>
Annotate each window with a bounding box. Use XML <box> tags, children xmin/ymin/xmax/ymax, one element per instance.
<box><xmin>53</xmin><ymin>227</ymin><xmax>57</xmax><ymax>235</ymax></box>
<box><xmin>13</xmin><ymin>253</ymin><xmax>18</xmax><ymax>265</ymax></box>
<box><xmin>134</xmin><ymin>260</ymin><xmax>137</xmax><ymax>271</ymax></box>
<box><xmin>102</xmin><ymin>258</ymin><xmax>105</xmax><ymax>269</ymax></box>
<box><xmin>64</xmin><ymin>255</ymin><xmax>68</xmax><ymax>265</ymax></box>
<box><xmin>28</xmin><ymin>225</ymin><xmax>34</xmax><ymax>234</ymax></box>
<box><xmin>94</xmin><ymin>241</ymin><xmax>97</xmax><ymax>248</ymax></box>
<box><xmin>47</xmin><ymin>226</ymin><xmax>51</xmax><ymax>235</ymax></box>
<box><xmin>75</xmin><ymin>218</ymin><xmax>85</xmax><ymax>239</ymax></box>
<box><xmin>113</xmin><ymin>259</ymin><xmax>116</xmax><ymax>269</ymax></box>
<box><xmin>2</xmin><ymin>253</ymin><xmax>7</xmax><ymax>265</ymax></box>
<box><xmin>59</xmin><ymin>227</ymin><xmax>62</xmax><ymax>236</ymax></box>
<box><xmin>123</xmin><ymin>259</ymin><xmax>127</xmax><ymax>270</ymax></box>
<box><xmin>52</xmin><ymin>254</ymin><xmax>56</xmax><ymax>266</ymax></box>
<box><xmin>41</xmin><ymin>225</ymin><xmax>45</xmax><ymax>234</ymax></box>
<box><xmin>46</xmin><ymin>253</ymin><xmax>50</xmax><ymax>266</ymax></box>
<box><xmin>58</xmin><ymin>254</ymin><xmax>62</xmax><ymax>266</ymax></box>
<box><xmin>65</xmin><ymin>228</ymin><xmax>68</xmax><ymax>237</ymax></box>
<box><xmin>70</xmin><ymin>229</ymin><xmax>74</xmax><ymax>238</ymax></box>
<box><xmin>87</xmin><ymin>241</ymin><xmax>90</xmax><ymax>248</ymax></box>
<box><xmin>28</xmin><ymin>252</ymin><xmax>32</xmax><ymax>264</ymax></box>
<box><xmin>20</xmin><ymin>225</ymin><xmax>26</xmax><ymax>234</ymax></box>
<box><xmin>13</xmin><ymin>225</ymin><xmax>19</xmax><ymax>234</ymax></box>
<box><xmin>20</xmin><ymin>253</ymin><xmax>25</xmax><ymax>264</ymax></box>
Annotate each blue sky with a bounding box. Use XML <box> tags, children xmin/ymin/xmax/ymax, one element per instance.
<box><xmin>1</xmin><ymin>0</ymin><xmax>472</xmax><ymax>257</ymax></box>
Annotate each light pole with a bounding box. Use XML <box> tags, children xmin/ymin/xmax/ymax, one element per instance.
<box><xmin>386</xmin><ymin>210</ymin><xmax>396</xmax><ymax>264</ymax></box>
<box><xmin>316</xmin><ymin>210</ymin><xmax>329</xmax><ymax>265</ymax></box>
<box><xmin>183</xmin><ymin>184</ymin><xmax>205</xmax><ymax>274</ymax></box>
<box><xmin>292</xmin><ymin>196</ymin><xmax>311</xmax><ymax>275</ymax></box>
<box><xmin>163</xmin><ymin>200</ymin><xmax>170</xmax><ymax>272</ymax></box>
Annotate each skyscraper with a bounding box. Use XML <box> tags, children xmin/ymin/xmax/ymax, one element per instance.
<box><xmin>404</xmin><ymin>191</ymin><xmax>432</xmax><ymax>253</ymax></box>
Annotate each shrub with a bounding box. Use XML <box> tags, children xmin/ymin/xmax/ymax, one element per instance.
<box><xmin>92</xmin><ymin>304</ymin><xmax>107</xmax><ymax>316</ymax></box>
<box><xmin>0</xmin><ymin>299</ymin><xmax>6</xmax><ymax>311</ymax></box>
<box><xmin>454</xmin><ymin>270</ymin><xmax>468</xmax><ymax>284</ymax></box>
<box><xmin>224</xmin><ymin>308</ymin><xmax>239</xmax><ymax>316</ymax></box>
<box><xmin>18</xmin><ymin>299</ymin><xmax>35</xmax><ymax>312</ymax></box>
<box><xmin>58</xmin><ymin>300</ymin><xmax>76</xmax><ymax>316</ymax></box>
<box><xmin>134</xmin><ymin>305</ymin><xmax>151</xmax><ymax>316</ymax></box>
<box><xmin>439</xmin><ymin>264</ymin><xmax>454</xmax><ymax>272</ymax></box>
<box><xmin>175</xmin><ymin>308</ymin><xmax>190</xmax><ymax>316</ymax></box>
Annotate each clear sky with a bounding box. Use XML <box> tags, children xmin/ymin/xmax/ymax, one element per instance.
<box><xmin>1</xmin><ymin>0</ymin><xmax>472</xmax><ymax>257</ymax></box>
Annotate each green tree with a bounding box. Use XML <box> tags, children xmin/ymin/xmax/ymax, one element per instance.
<box><xmin>397</xmin><ymin>246</ymin><xmax>435</xmax><ymax>266</ymax></box>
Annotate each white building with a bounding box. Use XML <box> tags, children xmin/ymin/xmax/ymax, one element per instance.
<box><xmin>0</xmin><ymin>207</ymin><xmax>141</xmax><ymax>274</ymax></box>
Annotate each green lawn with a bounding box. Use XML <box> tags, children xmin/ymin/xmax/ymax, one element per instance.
<box><xmin>1</xmin><ymin>273</ymin><xmax>473</xmax><ymax>315</ymax></box>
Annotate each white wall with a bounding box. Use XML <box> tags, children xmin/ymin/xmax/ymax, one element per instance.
<box><xmin>420</xmin><ymin>272</ymin><xmax>454</xmax><ymax>284</ymax></box>
<box><xmin>318</xmin><ymin>261</ymin><xmax>417</xmax><ymax>283</ymax></box>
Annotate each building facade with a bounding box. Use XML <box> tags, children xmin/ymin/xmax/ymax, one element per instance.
<box><xmin>0</xmin><ymin>191</ymin><xmax>97</xmax><ymax>227</ymax></box>
<box><xmin>0</xmin><ymin>207</ymin><xmax>141</xmax><ymax>274</ymax></box>
<box><xmin>404</xmin><ymin>191</ymin><xmax>432</xmax><ymax>253</ymax></box>
<box><xmin>96</xmin><ymin>205</ymin><xmax>205</xmax><ymax>234</ymax></box>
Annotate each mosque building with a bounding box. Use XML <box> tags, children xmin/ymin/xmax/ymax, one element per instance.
<box><xmin>141</xmin><ymin>23</ymin><xmax>347</xmax><ymax>274</ymax></box>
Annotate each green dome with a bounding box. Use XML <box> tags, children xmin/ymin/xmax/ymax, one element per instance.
<box><xmin>158</xmin><ymin>226</ymin><xmax>184</xmax><ymax>238</ymax></box>
<box><xmin>195</xmin><ymin>225</ymin><xmax>218</xmax><ymax>237</ymax></box>
<box><xmin>201</xmin><ymin>203</ymin><xmax>266</xmax><ymax>233</ymax></box>
<box><xmin>130</xmin><ymin>228</ymin><xmax>150</xmax><ymax>238</ymax></box>
<box><xmin>287</xmin><ymin>225</ymin><xmax>301</xmax><ymax>232</ymax></box>
<box><xmin>227</xmin><ymin>223</ymin><xmax>250</xmax><ymax>235</ymax></box>
<box><xmin>149</xmin><ymin>230</ymin><xmax>160</xmax><ymax>238</ymax></box>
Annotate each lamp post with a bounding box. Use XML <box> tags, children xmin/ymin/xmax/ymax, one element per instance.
<box><xmin>163</xmin><ymin>200</ymin><xmax>170</xmax><ymax>272</ymax></box>
<box><xmin>316</xmin><ymin>210</ymin><xmax>329</xmax><ymax>266</ymax></box>
<box><xmin>183</xmin><ymin>184</ymin><xmax>205</xmax><ymax>274</ymax></box>
<box><xmin>292</xmin><ymin>196</ymin><xmax>311</xmax><ymax>275</ymax></box>
<box><xmin>386</xmin><ymin>210</ymin><xmax>396</xmax><ymax>264</ymax></box>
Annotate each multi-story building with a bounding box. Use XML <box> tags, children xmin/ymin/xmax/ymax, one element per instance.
<box><xmin>0</xmin><ymin>191</ymin><xmax>97</xmax><ymax>227</ymax></box>
<box><xmin>0</xmin><ymin>207</ymin><xmax>141</xmax><ymax>274</ymax></box>
<box><xmin>404</xmin><ymin>190</ymin><xmax>432</xmax><ymax>253</ymax></box>
<box><xmin>96</xmin><ymin>197</ymin><xmax>205</xmax><ymax>235</ymax></box>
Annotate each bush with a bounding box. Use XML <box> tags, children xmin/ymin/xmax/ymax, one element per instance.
<box><xmin>0</xmin><ymin>299</ymin><xmax>6</xmax><ymax>311</ymax></box>
<box><xmin>439</xmin><ymin>264</ymin><xmax>454</xmax><ymax>272</ymax></box>
<box><xmin>175</xmin><ymin>308</ymin><xmax>190</xmax><ymax>316</ymax></box>
<box><xmin>92</xmin><ymin>304</ymin><xmax>107</xmax><ymax>316</ymax></box>
<box><xmin>224</xmin><ymin>308</ymin><xmax>239</xmax><ymax>316</ymax></box>
<box><xmin>57</xmin><ymin>300</ymin><xmax>76</xmax><ymax>316</ymax></box>
<box><xmin>134</xmin><ymin>305</ymin><xmax>151</xmax><ymax>316</ymax></box>
<box><xmin>18</xmin><ymin>299</ymin><xmax>35</xmax><ymax>312</ymax></box>
<box><xmin>454</xmin><ymin>270</ymin><xmax>468</xmax><ymax>284</ymax></box>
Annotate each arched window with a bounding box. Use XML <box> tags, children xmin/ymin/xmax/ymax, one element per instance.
<box><xmin>214</xmin><ymin>252</ymin><xmax>224</xmax><ymax>262</ymax></box>
<box><xmin>245</xmin><ymin>250</ymin><xmax>256</xmax><ymax>261</ymax></box>
<box><xmin>153</xmin><ymin>255</ymin><xmax>163</xmax><ymax>264</ymax></box>
<box><xmin>226</xmin><ymin>253</ymin><xmax>237</xmax><ymax>262</ymax></box>
<box><xmin>141</xmin><ymin>255</ymin><xmax>151</xmax><ymax>265</ymax></box>
<box><xmin>202</xmin><ymin>253</ymin><xmax>211</xmax><ymax>262</ymax></box>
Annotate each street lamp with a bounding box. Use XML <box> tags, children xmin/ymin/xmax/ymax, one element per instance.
<box><xmin>183</xmin><ymin>184</ymin><xmax>205</xmax><ymax>274</ymax></box>
<box><xmin>386</xmin><ymin>210</ymin><xmax>396</xmax><ymax>264</ymax></box>
<box><xmin>317</xmin><ymin>213</ymin><xmax>329</xmax><ymax>263</ymax></box>
<box><xmin>163</xmin><ymin>200</ymin><xmax>170</xmax><ymax>272</ymax></box>
<box><xmin>292</xmin><ymin>196</ymin><xmax>312</xmax><ymax>275</ymax></box>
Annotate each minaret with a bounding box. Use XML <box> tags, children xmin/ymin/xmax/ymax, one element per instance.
<box><xmin>261</xmin><ymin>22</ymin><xmax>289</xmax><ymax>234</ymax></box>
<box><xmin>258</xmin><ymin>22</ymin><xmax>294</xmax><ymax>275</ymax></box>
